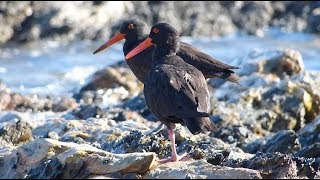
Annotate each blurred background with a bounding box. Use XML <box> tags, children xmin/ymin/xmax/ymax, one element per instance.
<box><xmin>0</xmin><ymin>1</ymin><xmax>319</xmax><ymax>95</ymax></box>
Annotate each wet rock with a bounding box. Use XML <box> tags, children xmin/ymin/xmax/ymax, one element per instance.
<box><xmin>245</xmin><ymin>130</ymin><xmax>300</xmax><ymax>154</ymax></box>
<box><xmin>1</xmin><ymin>2</ymin><xmax>320</xmax><ymax>45</ymax></box>
<box><xmin>298</xmin><ymin>115</ymin><xmax>320</xmax><ymax>147</ymax></box>
<box><xmin>0</xmin><ymin>120</ymin><xmax>33</xmax><ymax>145</ymax></box>
<box><xmin>74</xmin><ymin>64</ymin><xmax>145</xmax><ymax>107</ymax></box>
<box><xmin>238</xmin><ymin>49</ymin><xmax>304</xmax><ymax>77</ymax></box>
<box><xmin>143</xmin><ymin>2</ymin><xmax>236</xmax><ymax>37</ymax></box>
<box><xmin>72</xmin><ymin>104</ymin><xmax>105</xmax><ymax>120</ymax></box>
<box><xmin>73</xmin><ymin>90</ymin><xmax>98</xmax><ymax>105</ymax></box>
<box><xmin>212</xmin><ymin>123</ymin><xmax>257</xmax><ymax>149</ymax></box>
<box><xmin>9</xmin><ymin>2</ymin><xmax>133</xmax><ymax>43</ymax></box>
<box><xmin>250</xmin><ymin>80</ymin><xmax>308</xmax><ymax>131</ymax></box>
<box><xmin>0</xmin><ymin>90</ymin><xmax>11</xmax><ymax>110</ymax></box>
<box><xmin>0</xmin><ymin>112</ymin><xmax>22</xmax><ymax>123</ymax></box>
<box><xmin>122</xmin><ymin>92</ymin><xmax>156</xmax><ymax>121</ymax></box>
<box><xmin>294</xmin><ymin>142</ymin><xmax>320</xmax><ymax>158</ymax></box>
<box><xmin>102</xmin><ymin>130</ymin><xmax>168</xmax><ymax>157</ymax></box>
<box><xmin>0</xmin><ymin>1</ymin><xmax>32</xmax><ymax>43</ymax></box>
<box><xmin>293</xmin><ymin>156</ymin><xmax>320</xmax><ymax>179</ymax></box>
<box><xmin>270</xmin><ymin>1</ymin><xmax>319</xmax><ymax>33</ymax></box>
<box><xmin>47</xmin><ymin>131</ymin><xmax>59</xmax><ymax>140</ymax></box>
<box><xmin>106</xmin><ymin>107</ymin><xmax>150</xmax><ymax>125</ymax></box>
<box><xmin>245</xmin><ymin>152</ymin><xmax>298</xmax><ymax>178</ymax></box>
<box><xmin>32</xmin><ymin>118</ymin><xmax>67</xmax><ymax>140</ymax></box>
<box><xmin>230</xmin><ymin>1</ymin><xmax>274</xmax><ymax>36</ymax></box>
<box><xmin>261</xmin><ymin>130</ymin><xmax>300</xmax><ymax>154</ymax></box>
<box><xmin>0</xmin><ymin>90</ymin><xmax>77</xmax><ymax>113</ymax></box>
<box><xmin>143</xmin><ymin>159</ymin><xmax>262</xmax><ymax>179</ymax></box>
<box><xmin>0</xmin><ymin>138</ymin><xmax>157</xmax><ymax>179</ymax></box>
<box><xmin>244</xmin><ymin>152</ymin><xmax>320</xmax><ymax>179</ymax></box>
<box><xmin>299</xmin><ymin>73</ymin><xmax>320</xmax><ymax>122</ymax></box>
<box><xmin>79</xmin><ymin>66</ymin><xmax>142</xmax><ymax>95</ymax></box>
<box><xmin>52</xmin><ymin>97</ymin><xmax>78</xmax><ymax>112</ymax></box>
<box><xmin>5</xmin><ymin>92</ymin><xmax>26</xmax><ymax>111</ymax></box>
<box><xmin>265</xmin><ymin>49</ymin><xmax>304</xmax><ymax>77</ymax></box>
<box><xmin>307</xmin><ymin>7</ymin><xmax>320</xmax><ymax>33</ymax></box>
<box><xmin>31</xmin><ymin>118</ymin><xmax>118</xmax><ymax>146</ymax></box>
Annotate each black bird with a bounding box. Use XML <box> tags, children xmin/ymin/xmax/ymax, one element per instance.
<box><xmin>93</xmin><ymin>18</ymin><xmax>240</xmax><ymax>84</ymax></box>
<box><xmin>125</xmin><ymin>23</ymin><xmax>218</xmax><ymax>163</ymax></box>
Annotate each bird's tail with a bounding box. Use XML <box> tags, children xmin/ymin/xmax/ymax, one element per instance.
<box><xmin>183</xmin><ymin>116</ymin><xmax>218</xmax><ymax>135</ymax></box>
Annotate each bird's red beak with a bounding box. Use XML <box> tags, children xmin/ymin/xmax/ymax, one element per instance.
<box><xmin>93</xmin><ymin>32</ymin><xmax>125</xmax><ymax>54</ymax></box>
<box><xmin>125</xmin><ymin>37</ymin><xmax>153</xmax><ymax>60</ymax></box>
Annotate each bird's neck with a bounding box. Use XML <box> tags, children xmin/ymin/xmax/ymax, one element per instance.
<box><xmin>152</xmin><ymin>38</ymin><xmax>180</xmax><ymax>63</ymax></box>
<box><xmin>124</xmin><ymin>34</ymin><xmax>149</xmax><ymax>55</ymax></box>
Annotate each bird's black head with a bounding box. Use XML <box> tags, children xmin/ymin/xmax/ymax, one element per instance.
<box><xmin>119</xmin><ymin>18</ymin><xmax>148</xmax><ymax>40</ymax></box>
<box><xmin>93</xmin><ymin>18</ymin><xmax>148</xmax><ymax>54</ymax></box>
<box><xmin>125</xmin><ymin>23</ymin><xmax>180</xmax><ymax>60</ymax></box>
<box><xmin>148</xmin><ymin>23</ymin><xmax>180</xmax><ymax>45</ymax></box>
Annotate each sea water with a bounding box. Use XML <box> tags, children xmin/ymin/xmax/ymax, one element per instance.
<box><xmin>0</xmin><ymin>29</ymin><xmax>319</xmax><ymax>96</ymax></box>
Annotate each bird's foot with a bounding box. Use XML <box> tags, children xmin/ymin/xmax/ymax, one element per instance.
<box><xmin>157</xmin><ymin>152</ymin><xmax>190</xmax><ymax>163</ymax></box>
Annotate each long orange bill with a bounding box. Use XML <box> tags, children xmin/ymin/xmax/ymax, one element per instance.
<box><xmin>125</xmin><ymin>37</ymin><xmax>153</xmax><ymax>60</ymax></box>
<box><xmin>93</xmin><ymin>32</ymin><xmax>125</xmax><ymax>54</ymax></box>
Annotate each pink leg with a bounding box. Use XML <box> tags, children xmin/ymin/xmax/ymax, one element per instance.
<box><xmin>157</xmin><ymin>126</ymin><xmax>189</xmax><ymax>163</ymax></box>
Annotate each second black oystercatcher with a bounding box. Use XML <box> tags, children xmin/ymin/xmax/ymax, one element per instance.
<box><xmin>93</xmin><ymin>18</ymin><xmax>240</xmax><ymax>84</ymax></box>
<box><xmin>125</xmin><ymin>23</ymin><xmax>218</xmax><ymax>163</ymax></box>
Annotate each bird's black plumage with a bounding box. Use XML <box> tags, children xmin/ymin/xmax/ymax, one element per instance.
<box><xmin>141</xmin><ymin>22</ymin><xmax>218</xmax><ymax>135</ymax></box>
<box><xmin>94</xmin><ymin>18</ymin><xmax>240</xmax><ymax>84</ymax></box>
<box><xmin>126</xmin><ymin>23</ymin><xmax>218</xmax><ymax>163</ymax></box>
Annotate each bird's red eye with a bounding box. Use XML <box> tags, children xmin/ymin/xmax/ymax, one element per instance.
<box><xmin>128</xmin><ymin>24</ymin><xmax>134</xmax><ymax>29</ymax></box>
<box><xmin>153</xmin><ymin>28</ymin><xmax>159</xmax><ymax>34</ymax></box>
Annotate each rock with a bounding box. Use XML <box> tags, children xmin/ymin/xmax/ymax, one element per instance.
<box><xmin>0</xmin><ymin>89</ymin><xmax>79</xmax><ymax>113</ymax></box>
<box><xmin>260</xmin><ymin>130</ymin><xmax>300</xmax><ymax>154</ymax></box>
<box><xmin>72</xmin><ymin>104</ymin><xmax>105</xmax><ymax>120</ymax></box>
<box><xmin>0</xmin><ymin>90</ymin><xmax>11</xmax><ymax>110</ymax></box>
<box><xmin>292</xmin><ymin>156</ymin><xmax>320</xmax><ymax>179</ymax></box>
<box><xmin>1</xmin><ymin>2</ymin><xmax>320</xmax><ymax>45</ymax></box>
<box><xmin>244</xmin><ymin>152</ymin><xmax>320</xmax><ymax>179</ymax></box>
<box><xmin>79</xmin><ymin>66</ymin><xmax>142</xmax><ymax>95</ymax></box>
<box><xmin>122</xmin><ymin>92</ymin><xmax>156</xmax><ymax>121</ymax></box>
<box><xmin>101</xmin><ymin>130</ymin><xmax>168</xmax><ymax>157</ymax></box>
<box><xmin>227</xmin><ymin>150</ymin><xmax>255</xmax><ymax>161</ymax></box>
<box><xmin>251</xmin><ymin>80</ymin><xmax>308</xmax><ymax>131</ymax></box>
<box><xmin>294</xmin><ymin>142</ymin><xmax>320</xmax><ymax>158</ymax></box>
<box><xmin>5</xmin><ymin>92</ymin><xmax>29</xmax><ymax>111</ymax></box>
<box><xmin>31</xmin><ymin>117</ymin><xmax>119</xmax><ymax>146</ymax></box>
<box><xmin>0</xmin><ymin>112</ymin><xmax>22</xmax><ymax>123</ymax></box>
<box><xmin>105</xmin><ymin>107</ymin><xmax>149</xmax><ymax>124</ymax></box>
<box><xmin>52</xmin><ymin>97</ymin><xmax>78</xmax><ymax>112</ymax></box>
<box><xmin>230</xmin><ymin>1</ymin><xmax>274</xmax><ymax>36</ymax></box>
<box><xmin>0</xmin><ymin>1</ymin><xmax>32</xmax><ymax>43</ymax></box>
<box><xmin>307</xmin><ymin>7</ymin><xmax>320</xmax><ymax>33</ymax></box>
<box><xmin>245</xmin><ymin>130</ymin><xmax>300</xmax><ymax>154</ymax></box>
<box><xmin>143</xmin><ymin>159</ymin><xmax>262</xmax><ymax>179</ymax></box>
<box><xmin>238</xmin><ymin>49</ymin><xmax>304</xmax><ymax>77</ymax></box>
<box><xmin>245</xmin><ymin>152</ymin><xmax>298</xmax><ymax>179</ymax></box>
<box><xmin>299</xmin><ymin>72</ymin><xmax>320</xmax><ymax>122</ymax></box>
<box><xmin>0</xmin><ymin>120</ymin><xmax>33</xmax><ymax>146</ymax></box>
<box><xmin>270</xmin><ymin>1</ymin><xmax>318</xmax><ymax>33</ymax></box>
<box><xmin>266</xmin><ymin>49</ymin><xmax>304</xmax><ymax>76</ymax></box>
<box><xmin>74</xmin><ymin>64</ymin><xmax>145</xmax><ymax>107</ymax></box>
<box><xmin>297</xmin><ymin>115</ymin><xmax>320</xmax><ymax>147</ymax></box>
<box><xmin>0</xmin><ymin>138</ymin><xmax>157</xmax><ymax>179</ymax></box>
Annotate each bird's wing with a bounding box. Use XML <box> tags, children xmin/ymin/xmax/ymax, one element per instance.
<box><xmin>178</xmin><ymin>42</ymin><xmax>240</xmax><ymax>78</ymax></box>
<box><xmin>161</xmin><ymin>63</ymin><xmax>210</xmax><ymax>118</ymax></box>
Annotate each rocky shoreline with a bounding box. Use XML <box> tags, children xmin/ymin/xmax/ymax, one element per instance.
<box><xmin>0</xmin><ymin>1</ymin><xmax>319</xmax><ymax>45</ymax></box>
<box><xmin>0</xmin><ymin>48</ymin><xmax>320</xmax><ymax>178</ymax></box>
